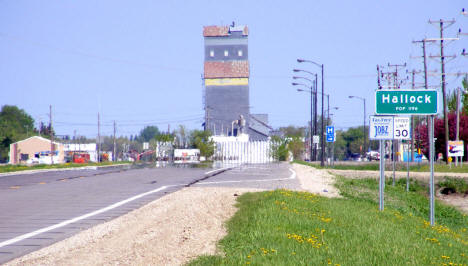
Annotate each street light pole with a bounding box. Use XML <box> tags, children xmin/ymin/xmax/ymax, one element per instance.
<box><xmin>297</xmin><ymin>59</ymin><xmax>325</xmax><ymax>166</ymax></box>
<box><xmin>349</xmin><ymin>96</ymin><xmax>366</xmax><ymax>157</ymax></box>
<box><xmin>292</xmin><ymin>76</ymin><xmax>315</xmax><ymax>162</ymax></box>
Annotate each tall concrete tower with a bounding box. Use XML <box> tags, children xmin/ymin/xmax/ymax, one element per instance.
<box><xmin>203</xmin><ymin>23</ymin><xmax>250</xmax><ymax>137</ymax></box>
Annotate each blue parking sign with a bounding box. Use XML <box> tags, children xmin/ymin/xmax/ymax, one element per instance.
<box><xmin>326</xmin><ymin>126</ymin><xmax>335</xmax><ymax>142</ymax></box>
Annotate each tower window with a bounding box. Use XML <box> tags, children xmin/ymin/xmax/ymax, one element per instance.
<box><xmin>224</xmin><ymin>50</ymin><xmax>229</xmax><ymax>57</ymax></box>
<box><xmin>238</xmin><ymin>50</ymin><xmax>243</xmax><ymax>56</ymax></box>
<box><xmin>210</xmin><ymin>50</ymin><xmax>214</xmax><ymax>57</ymax></box>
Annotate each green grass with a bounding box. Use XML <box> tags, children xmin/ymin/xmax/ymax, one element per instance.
<box><xmin>294</xmin><ymin>159</ymin><xmax>468</xmax><ymax>173</ymax></box>
<box><xmin>0</xmin><ymin>161</ymin><xmax>132</xmax><ymax>173</ymax></box>
<box><xmin>188</xmin><ymin>173</ymin><xmax>468</xmax><ymax>265</ymax></box>
<box><xmin>438</xmin><ymin>177</ymin><xmax>468</xmax><ymax>194</ymax></box>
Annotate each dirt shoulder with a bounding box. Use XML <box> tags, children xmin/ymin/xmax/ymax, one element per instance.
<box><xmin>6</xmin><ymin>187</ymin><xmax>263</xmax><ymax>266</ymax></box>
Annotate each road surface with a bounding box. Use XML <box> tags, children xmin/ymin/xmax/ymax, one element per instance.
<box><xmin>0</xmin><ymin>163</ymin><xmax>298</xmax><ymax>263</ymax></box>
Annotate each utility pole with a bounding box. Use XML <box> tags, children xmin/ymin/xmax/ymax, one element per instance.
<box><xmin>377</xmin><ymin>65</ymin><xmax>382</xmax><ymax>89</ymax></box>
<box><xmin>428</xmin><ymin>19</ymin><xmax>457</xmax><ymax>163</ymax></box>
<box><xmin>314</xmin><ymin>74</ymin><xmax>318</xmax><ymax>161</ymax></box>
<box><xmin>113</xmin><ymin>121</ymin><xmax>116</xmax><ymax>162</ymax></box>
<box><xmin>97</xmin><ymin>112</ymin><xmax>101</xmax><ymax>162</ymax></box>
<box><xmin>411</xmin><ymin>70</ymin><xmax>416</xmax><ymax>162</ymax></box>
<box><xmin>49</xmin><ymin>105</ymin><xmax>54</xmax><ymax>165</ymax></box>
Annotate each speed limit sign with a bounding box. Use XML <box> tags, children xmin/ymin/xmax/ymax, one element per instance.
<box><xmin>393</xmin><ymin>117</ymin><xmax>410</xmax><ymax>140</ymax></box>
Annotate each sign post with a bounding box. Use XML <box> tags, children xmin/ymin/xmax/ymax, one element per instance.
<box><xmin>326</xmin><ymin>126</ymin><xmax>335</xmax><ymax>166</ymax></box>
<box><xmin>375</xmin><ymin>90</ymin><xmax>438</xmax><ymax>225</ymax></box>
<box><xmin>370</xmin><ymin>116</ymin><xmax>394</xmax><ymax>211</ymax></box>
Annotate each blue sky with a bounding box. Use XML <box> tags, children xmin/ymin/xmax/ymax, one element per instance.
<box><xmin>1</xmin><ymin>0</ymin><xmax>467</xmax><ymax>138</ymax></box>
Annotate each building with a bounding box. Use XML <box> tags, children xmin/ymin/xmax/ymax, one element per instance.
<box><xmin>63</xmin><ymin>143</ymin><xmax>98</xmax><ymax>162</ymax></box>
<box><xmin>203</xmin><ymin>23</ymin><xmax>271</xmax><ymax>141</ymax></box>
<box><xmin>9</xmin><ymin>136</ymin><xmax>64</xmax><ymax>164</ymax></box>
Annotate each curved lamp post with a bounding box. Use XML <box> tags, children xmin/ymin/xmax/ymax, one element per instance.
<box><xmin>348</xmin><ymin>95</ymin><xmax>366</xmax><ymax>156</ymax></box>
<box><xmin>297</xmin><ymin>59</ymin><xmax>325</xmax><ymax>166</ymax></box>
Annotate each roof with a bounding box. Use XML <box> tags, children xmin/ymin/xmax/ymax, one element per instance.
<box><xmin>204</xmin><ymin>61</ymin><xmax>249</xmax><ymax>79</ymax></box>
<box><xmin>11</xmin><ymin>135</ymin><xmax>62</xmax><ymax>146</ymax></box>
<box><xmin>203</xmin><ymin>25</ymin><xmax>248</xmax><ymax>37</ymax></box>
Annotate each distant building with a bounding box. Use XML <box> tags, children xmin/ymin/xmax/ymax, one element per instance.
<box><xmin>63</xmin><ymin>143</ymin><xmax>98</xmax><ymax>162</ymax></box>
<box><xmin>203</xmin><ymin>23</ymin><xmax>271</xmax><ymax>141</ymax></box>
<box><xmin>9</xmin><ymin>136</ymin><xmax>64</xmax><ymax>164</ymax></box>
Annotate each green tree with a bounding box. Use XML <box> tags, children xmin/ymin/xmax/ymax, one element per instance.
<box><xmin>270</xmin><ymin>135</ymin><xmax>289</xmax><ymax>161</ymax></box>
<box><xmin>154</xmin><ymin>133</ymin><xmax>174</xmax><ymax>142</ymax></box>
<box><xmin>138</xmin><ymin>126</ymin><xmax>160</xmax><ymax>142</ymax></box>
<box><xmin>288</xmin><ymin>136</ymin><xmax>304</xmax><ymax>160</ymax></box>
<box><xmin>189</xmin><ymin>130</ymin><xmax>215</xmax><ymax>158</ymax></box>
<box><xmin>279</xmin><ymin>125</ymin><xmax>305</xmax><ymax>137</ymax></box>
<box><xmin>0</xmin><ymin>105</ymin><xmax>36</xmax><ymax>162</ymax></box>
<box><xmin>462</xmin><ymin>77</ymin><xmax>468</xmax><ymax>114</ymax></box>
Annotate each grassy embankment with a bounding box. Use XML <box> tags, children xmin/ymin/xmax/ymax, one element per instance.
<box><xmin>295</xmin><ymin>159</ymin><xmax>468</xmax><ymax>173</ymax></box>
<box><xmin>0</xmin><ymin>161</ymin><xmax>132</xmax><ymax>173</ymax></box>
<box><xmin>189</xmin><ymin>166</ymin><xmax>468</xmax><ymax>265</ymax></box>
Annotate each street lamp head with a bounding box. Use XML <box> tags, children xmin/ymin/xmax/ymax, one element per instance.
<box><xmin>348</xmin><ymin>96</ymin><xmax>354</xmax><ymax>99</ymax></box>
<box><xmin>292</xmin><ymin>82</ymin><xmax>299</xmax><ymax>86</ymax></box>
<box><xmin>296</xmin><ymin>89</ymin><xmax>304</xmax><ymax>92</ymax></box>
<box><xmin>293</xmin><ymin>69</ymin><xmax>301</xmax><ymax>72</ymax></box>
<box><xmin>297</xmin><ymin>59</ymin><xmax>305</xmax><ymax>63</ymax></box>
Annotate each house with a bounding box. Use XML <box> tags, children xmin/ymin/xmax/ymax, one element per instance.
<box><xmin>9</xmin><ymin>136</ymin><xmax>64</xmax><ymax>164</ymax></box>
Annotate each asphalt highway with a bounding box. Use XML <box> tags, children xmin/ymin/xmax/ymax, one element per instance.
<box><xmin>0</xmin><ymin>163</ymin><xmax>299</xmax><ymax>263</ymax></box>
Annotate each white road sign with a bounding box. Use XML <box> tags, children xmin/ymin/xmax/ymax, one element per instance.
<box><xmin>370</xmin><ymin>116</ymin><xmax>411</xmax><ymax>140</ymax></box>
<box><xmin>447</xmin><ymin>141</ymin><xmax>464</xmax><ymax>157</ymax></box>
<box><xmin>313</xmin><ymin>135</ymin><xmax>320</xmax><ymax>144</ymax></box>
<box><xmin>393</xmin><ymin>117</ymin><xmax>411</xmax><ymax>140</ymax></box>
<box><xmin>370</xmin><ymin>116</ymin><xmax>394</xmax><ymax>140</ymax></box>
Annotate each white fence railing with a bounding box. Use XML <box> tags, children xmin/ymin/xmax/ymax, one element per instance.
<box><xmin>213</xmin><ymin>141</ymin><xmax>274</xmax><ymax>164</ymax></box>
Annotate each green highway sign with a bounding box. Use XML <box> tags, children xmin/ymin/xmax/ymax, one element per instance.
<box><xmin>375</xmin><ymin>90</ymin><xmax>438</xmax><ymax>115</ymax></box>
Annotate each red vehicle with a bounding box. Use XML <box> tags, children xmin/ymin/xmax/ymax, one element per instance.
<box><xmin>73</xmin><ymin>153</ymin><xmax>90</xmax><ymax>164</ymax></box>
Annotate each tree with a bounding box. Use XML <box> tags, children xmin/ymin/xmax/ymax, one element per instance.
<box><xmin>270</xmin><ymin>135</ymin><xmax>289</xmax><ymax>161</ymax></box>
<box><xmin>154</xmin><ymin>133</ymin><xmax>174</xmax><ymax>142</ymax></box>
<box><xmin>175</xmin><ymin>125</ymin><xmax>189</xmax><ymax>148</ymax></box>
<box><xmin>189</xmin><ymin>130</ymin><xmax>215</xmax><ymax>158</ymax></box>
<box><xmin>138</xmin><ymin>126</ymin><xmax>160</xmax><ymax>142</ymax></box>
<box><xmin>38</xmin><ymin>121</ymin><xmax>55</xmax><ymax>138</ymax></box>
<box><xmin>288</xmin><ymin>136</ymin><xmax>304</xmax><ymax>160</ymax></box>
<box><xmin>279</xmin><ymin>125</ymin><xmax>305</xmax><ymax>137</ymax></box>
<box><xmin>0</xmin><ymin>105</ymin><xmax>35</xmax><ymax>162</ymax></box>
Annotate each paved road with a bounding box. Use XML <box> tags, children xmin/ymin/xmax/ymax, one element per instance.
<box><xmin>0</xmin><ymin>163</ymin><xmax>298</xmax><ymax>263</ymax></box>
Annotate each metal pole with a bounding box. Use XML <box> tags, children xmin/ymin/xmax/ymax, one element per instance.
<box><xmin>310</xmin><ymin>83</ymin><xmax>313</xmax><ymax>162</ymax></box>
<box><xmin>393</xmin><ymin>140</ymin><xmax>396</xmax><ymax>186</ymax></box>
<box><xmin>314</xmin><ymin>74</ymin><xmax>318</xmax><ymax>161</ymax></box>
<box><xmin>456</xmin><ymin>87</ymin><xmax>460</xmax><ymax>166</ymax></box>
<box><xmin>406</xmin><ymin>144</ymin><xmax>410</xmax><ymax>192</ymax></box>
<box><xmin>379</xmin><ymin>139</ymin><xmax>385</xmax><ymax>211</ymax></box>
<box><xmin>50</xmin><ymin>105</ymin><xmax>54</xmax><ymax>165</ymax></box>
<box><xmin>327</xmin><ymin>94</ymin><xmax>330</xmax><ymax>165</ymax></box>
<box><xmin>429</xmin><ymin>115</ymin><xmax>435</xmax><ymax>226</ymax></box>
<box><xmin>321</xmin><ymin>64</ymin><xmax>325</xmax><ymax>167</ymax></box>
<box><xmin>364</xmin><ymin>99</ymin><xmax>366</xmax><ymax>157</ymax></box>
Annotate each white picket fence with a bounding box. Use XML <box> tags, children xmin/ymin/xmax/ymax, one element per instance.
<box><xmin>213</xmin><ymin>141</ymin><xmax>274</xmax><ymax>164</ymax></box>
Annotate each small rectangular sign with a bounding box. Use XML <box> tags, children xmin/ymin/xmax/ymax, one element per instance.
<box><xmin>369</xmin><ymin>116</ymin><xmax>394</xmax><ymax>140</ymax></box>
<box><xmin>375</xmin><ymin>90</ymin><xmax>438</xmax><ymax>115</ymax></box>
<box><xmin>326</xmin><ymin>126</ymin><xmax>335</xmax><ymax>142</ymax></box>
<box><xmin>393</xmin><ymin>117</ymin><xmax>411</xmax><ymax>140</ymax></box>
<box><xmin>447</xmin><ymin>141</ymin><xmax>464</xmax><ymax>157</ymax></box>
<box><xmin>313</xmin><ymin>135</ymin><xmax>320</xmax><ymax>144</ymax></box>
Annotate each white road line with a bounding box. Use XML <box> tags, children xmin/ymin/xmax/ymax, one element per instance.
<box><xmin>197</xmin><ymin>168</ymin><xmax>296</xmax><ymax>185</ymax></box>
<box><xmin>0</xmin><ymin>185</ymin><xmax>170</xmax><ymax>248</ymax></box>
